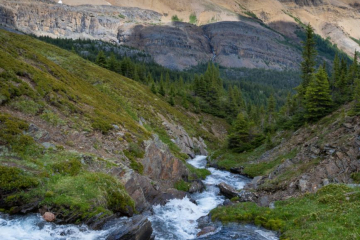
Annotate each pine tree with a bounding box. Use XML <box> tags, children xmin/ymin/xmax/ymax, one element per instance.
<box><xmin>169</xmin><ymin>95</ymin><xmax>175</xmax><ymax>106</ymax></box>
<box><xmin>331</xmin><ymin>53</ymin><xmax>340</xmax><ymax>92</ymax></box>
<box><xmin>298</xmin><ymin>24</ymin><xmax>317</xmax><ymax>99</ymax></box>
<box><xmin>181</xmin><ymin>95</ymin><xmax>189</xmax><ymax>109</ymax></box>
<box><xmin>228</xmin><ymin>113</ymin><xmax>252</xmax><ymax>152</ymax></box>
<box><xmin>107</xmin><ymin>53</ymin><xmax>117</xmax><ymax>72</ymax></box>
<box><xmin>159</xmin><ymin>74</ymin><xmax>166</xmax><ymax>96</ymax></box>
<box><xmin>194</xmin><ymin>98</ymin><xmax>200</xmax><ymax>113</ymax></box>
<box><xmin>351</xmin><ymin>78</ymin><xmax>360</xmax><ymax>115</ymax></box>
<box><xmin>95</xmin><ymin>51</ymin><xmax>107</xmax><ymax>68</ymax></box>
<box><xmin>305</xmin><ymin>67</ymin><xmax>333</xmax><ymax>121</ymax></box>
<box><xmin>151</xmin><ymin>83</ymin><xmax>157</xmax><ymax>94</ymax></box>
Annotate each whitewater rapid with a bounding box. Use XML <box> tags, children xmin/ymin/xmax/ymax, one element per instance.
<box><xmin>149</xmin><ymin>155</ymin><xmax>278</xmax><ymax>240</ymax></box>
<box><xmin>0</xmin><ymin>156</ymin><xmax>279</xmax><ymax>240</ymax></box>
<box><xmin>0</xmin><ymin>213</ymin><xmax>111</xmax><ymax>240</ymax></box>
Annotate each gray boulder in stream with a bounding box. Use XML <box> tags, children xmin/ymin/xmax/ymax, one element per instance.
<box><xmin>106</xmin><ymin>215</ymin><xmax>153</xmax><ymax>240</ymax></box>
<box><xmin>218</xmin><ymin>182</ymin><xmax>239</xmax><ymax>199</ymax></box>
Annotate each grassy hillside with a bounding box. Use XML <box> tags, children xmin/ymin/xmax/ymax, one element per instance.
<box><xmin>0</xmin><ymin>29</ymin><xmax>227</xmax><ymax>222</ymax></box>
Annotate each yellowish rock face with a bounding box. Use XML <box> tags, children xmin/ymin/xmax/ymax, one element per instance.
<box><xmin>56</xmin><ymin>0</ymin><xmax>360</xmax><ymax>56</ymax></box>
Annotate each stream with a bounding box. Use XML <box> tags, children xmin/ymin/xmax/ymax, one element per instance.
<box><xmin>0</xmin><ymin>156</ymin><xmax>278</xmax><ymax>240</ymax></box>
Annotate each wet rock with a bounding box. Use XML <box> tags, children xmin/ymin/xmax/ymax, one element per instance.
<box><xmin>230</xmin><ymin>167</ymin><xmax>244</xmax><ymax>175</ymax></box>
<box><xmin>106</xmin><ymin>215</ymin><xmax>153</xmax><ymax>240</ymax></box>
<box><xmin>218</xmin><ymin>182</ymin><xmax>239</xmax><ymax>199</ymax></box>
<box><xmin>151</xmin><ymin>188</ymin><xmax>192</xmax><ymax>206</ymax></box>
<box><xmin>189</xmin><ymin>180</ymin><xmax>205</xmax><ymax>193</ymax></box>
<box><xmin>43</xmin><ymin>212</ymin><xmax>56</xmax><ymax>222</ymax></box>
<box><xmin>222</xmin><ymin>199</ymin><xmax>234</xmax><ymax>206</ymax></box>
<box><xmin>238</xmin><ymin>190</ymin><xmax>258</xmax><ymax>202</ymax></box>
<box><xmin>197</xmin><ymin>226</ymin><xmax>217</xmax><ymax>237</ymax></box>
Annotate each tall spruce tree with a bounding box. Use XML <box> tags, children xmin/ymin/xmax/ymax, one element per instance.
<box><xmin>228</xmin><ymin>113</ymin><xmax>252</xmax><ymax>152</ymax></box>
<box><xmin>305</xmin><ymin>66</ymin><xmax>333</xmax><ymax>121</ymax></box>
<box><xmin>159</xmin><ymin>74</ymin><xmax>166</xmax><ymax>96</ymax></box>
<box><xmin>298</xmin><ymin>24</ymin><xmax>317</xmax><ymax>100</ymax></box>
<box><xmin>95</xmin><ymin>51</ymin><xmax>107</xmax><ymax>68</ymax></box>
<box><xmin>351</xmin><ymin>78</ymin><xmax>360</xmax><ymax>115</ymax></box>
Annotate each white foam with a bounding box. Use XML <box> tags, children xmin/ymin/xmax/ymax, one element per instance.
<box><xmin>150</xmin><ymin>156</ymin><xmax>250</xmax><ymax>239</ymax></box>
<box><xmin>187</xmin><ymin>155</ymin><xmax>207</xmax><ymax>169</ymax></box>
<box><xmin>255</xmin><ymin>230</ymin><xmax>279</xmax><ymax>240</ymax></box>
<box><xmin>0</xmin><ymin>214</ymin><xmax>110</xmax><ymax>240</ymax></box>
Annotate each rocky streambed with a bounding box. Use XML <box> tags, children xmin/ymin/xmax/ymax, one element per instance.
<box><xmin>0</xmin><ymin>156</ymin><xmax>278</xmax><ymax>240</ymax></box>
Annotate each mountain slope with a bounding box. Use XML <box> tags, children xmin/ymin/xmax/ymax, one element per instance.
<box><xmin>0</xmin><ymin>29</ymin><xmax>226</xmax><ymax>223</ymax></box>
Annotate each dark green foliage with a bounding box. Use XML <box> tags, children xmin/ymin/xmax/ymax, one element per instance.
<box><xmin>0</xmin><ymin>166</ymin><xmax>39</xmax><ymax>193</ymax></box>
<box><xmin>151</xmin><ymin>83</ymin><xmax>157</xmax><ymax>94</ymax></box>
<box><xmin>305</xmin><ymin>67</ymin><xmax>333</xmax><ymax>121</ymax></box>
<box><xmin>351</xmin><ymin>78</ymin><xmax>360</xmax><ymax>115</ymax></box>
<box><xmin>95</xmin><ymin>51</ymin><xmax>107</xmax><ymax>68</ymax></box>
<box><xmin>169</xmin><ymin>95</ymin><xmax>175</xmax><ymax>106</ymax></box>
<box><xmin>51</xmin><ymin>158</ymin><xmax>82</xmax><ymax>176</ymax></box>
<box><xmin>298</xmin><ymin>24</ymin><xmax>317</xmax><ymax>99</ymax></box>
<box><xmin>228</xmin><ymin>113</ymin><xmax>251</xmax><ymax>152</ymax></box>
<box><xmin>91</xmin><ymin>118</ymin><xmax>113</xmax><ymax>134</ymax></box>
<box><xmin>171</xmin><ymin>15</ymin><xmax>181</xmax><ymax>22</ymax></box>
<box><xmin>189</xmin><ymin>13</ymin><xmax>197</xmax><ymax>24</ymax></box>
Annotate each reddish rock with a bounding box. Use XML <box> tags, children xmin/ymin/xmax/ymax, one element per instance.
<box><xmin>197</xmin><ymin>226</ymin><xmax>216</xmax><ymax>237</ymax></box>
<box><xmin>43</xmin><ymin>212</ymin><xmax>56</xmax><ymax>222</ymax></box>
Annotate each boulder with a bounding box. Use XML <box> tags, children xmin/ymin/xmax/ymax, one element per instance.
<box><xmin>245</xmin><ymin>176</ymin><xmax>263</xmax><ymax>190</ymax></box>
<box><xmin>43</xmin><ymin>212</ymin><xmax>56</xmax><ymax>222</ymax></box>
<box><xmin>151</xmin><ymin>189</ymin><xmax>193</xmax><ymax>206</ymax></box>
<box><xmin>218</xmin><ymin>182</ymin><xmax>238</xmax><ymax>199</ymax></box>
<box><xmin>238</xmin><ymin>190</ymin><xmax>258</xmax><ymax>202</ymax></box>
<box><xmin>106</xmin><ymin>215</ymin><xmax>153</xmax><ymax>240</ymax></box>
<box><xmin>298</xmin><ymin>179</ymin><xmax>308</xmax><ymax>192</ymax></box>
<box><xmin>189</xmin><ymin>180</ymin><xmax>205</xmax><ymax>193</ymax></box>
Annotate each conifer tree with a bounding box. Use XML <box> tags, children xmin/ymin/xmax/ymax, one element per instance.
<box><xmin>351</xmin><ymin>78</ymin><xmax>360</xmax><ymax>115</ymax></box>
<box><xmin>169</xmin><ymin>95</ymin><xmax>175</xmax><ymax>106</ymax></box>
<box><xmin>95</xmin><ymin>51</ymin><xmax>107</xmax><ymax>68</ymax></box>
<box><xmin>159</xmin><ymin>74</ymin><xmax>166</xmax><ymax>96</ymax></box>
<box><xmin>298</xmin><ymin>24</ymin><xmax>317</xmax><ymax>99</ymax></box>
<box><xmin>305</xmin><ymin>66</ymin><xmax>333</xmax><ymax>121</ymax></box>
<box><xmin>151</xmin><ymin>83</ymin><xmax>157</xmax><ymax>94</ymax></box>
<box><xmin>228</xmin><ymin>113</ymin><xmax>252</xmax><ymax>152</ymax></box>
<box><xmin>331</xmin><ymin>53</ymin><xmax>340</xmax><ymax>92</ymax></box>
<box><xmin>107</xmin><ymin>53</ymin><xmax>117</xmax><ymax>72</ymax></box>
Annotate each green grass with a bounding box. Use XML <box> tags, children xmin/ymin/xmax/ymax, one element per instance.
<box><xmin>211</xmin><ymin>184</ymin><xmax>360</xmax><ymax>240</ymax></box>
<box><xmin>243</xmin><ymin>150</ymin><xmax>298</xmax><ymax>178</ymax></box>
<box><xmin>187</xmin><ymin>163</ymin><xmax>211</xmax><ymax>180</ymax></box>
<box><xmin>211</xmin><ymin>145</ymin><xmax>267</xmax><ymax>170</ymax></box>
<box><xmin>174</xmin><ymin>180</ymin><xmax>191</xmax><ymax>192</ymax></box>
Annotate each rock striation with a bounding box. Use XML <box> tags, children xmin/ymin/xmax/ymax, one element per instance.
<box><xmin>0</xmin><ymin>0</ymin><xmax>302</xmax><ymax>70</ymax></box>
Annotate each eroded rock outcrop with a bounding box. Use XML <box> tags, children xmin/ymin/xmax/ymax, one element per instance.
<box><xmin>245</xmin><ymin>111</ymin><xmax>360</xmax><ymax>206</ymax></box>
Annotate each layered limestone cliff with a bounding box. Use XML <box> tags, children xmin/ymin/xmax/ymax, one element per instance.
<box><xmin>0</xmin><ymin>0</ymin><xmax>302</xmax><ymax>70</ymax></box>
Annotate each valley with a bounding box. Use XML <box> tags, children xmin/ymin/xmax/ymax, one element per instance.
<box><xmin>0</xmin><ymin>0</ymin><xmax>359</xmax><ymax>240</ymax></box>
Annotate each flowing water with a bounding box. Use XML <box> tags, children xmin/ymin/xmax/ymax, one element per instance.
<box><xmin>0</xmin><ymin>156</ymin><xmax>278</xmax><ymax>240</ymax></box>
<box><xmin>149</xmin><ymin>156</ymin><xmax>278</xmax><ymax>240</ymax></box>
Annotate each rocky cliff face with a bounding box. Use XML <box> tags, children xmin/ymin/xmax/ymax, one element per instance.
<box><xmin>0</xmin><ymin>0</ymin><xmax>302</xmax><ymax>70</ymax></box>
